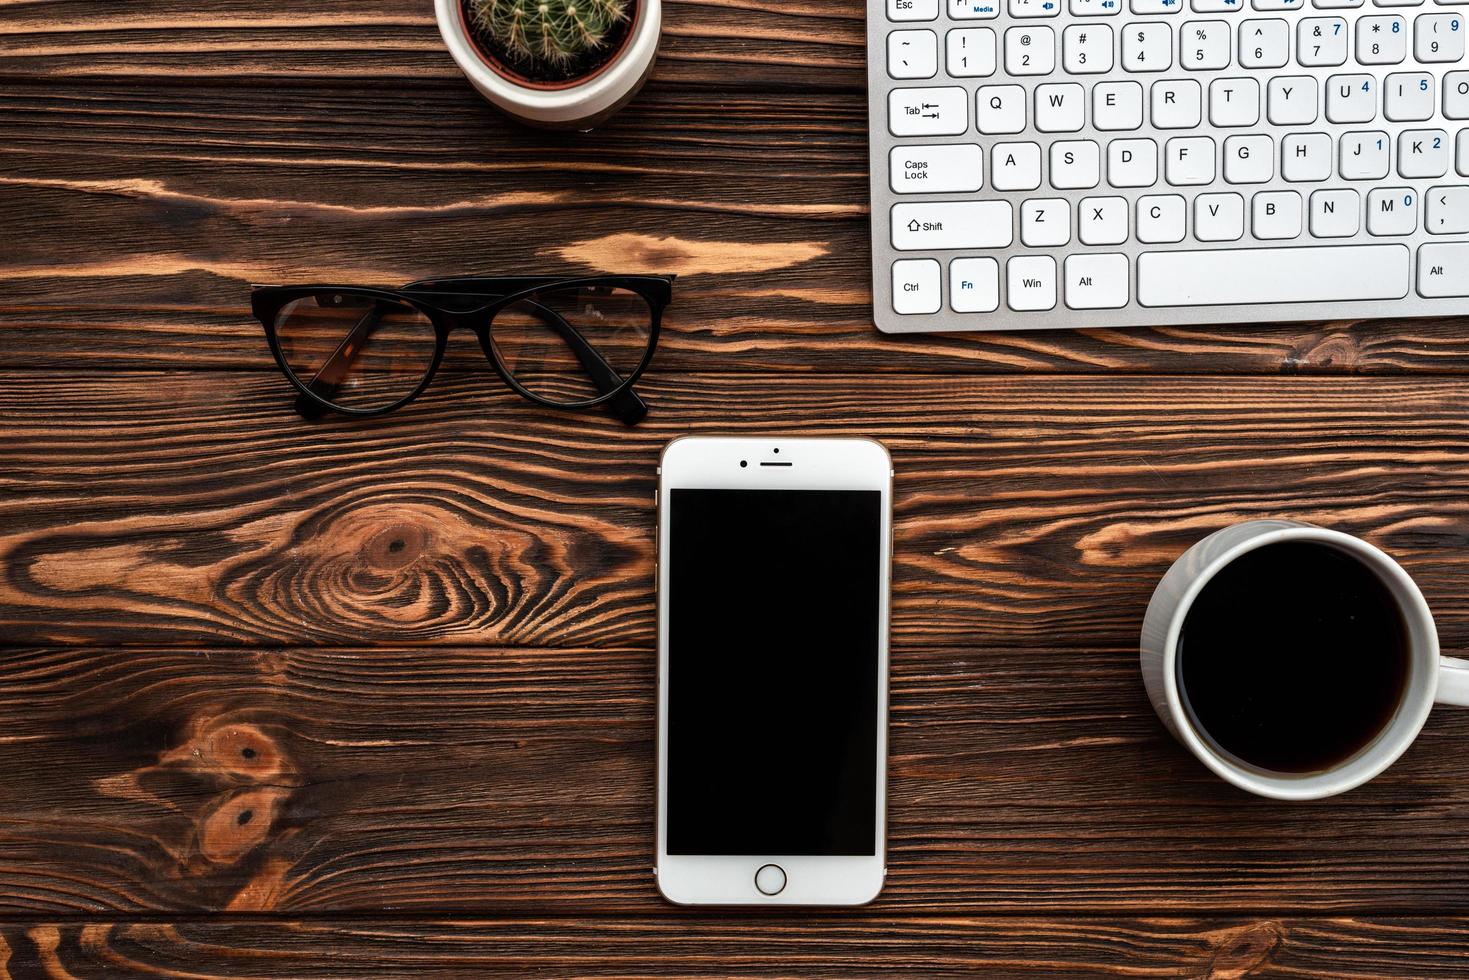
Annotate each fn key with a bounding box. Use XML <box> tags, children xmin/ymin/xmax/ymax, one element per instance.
<box><xmin>893</xmin><ymin>259</ymin><xmax>941</xmax><ymax>314</ymax></box>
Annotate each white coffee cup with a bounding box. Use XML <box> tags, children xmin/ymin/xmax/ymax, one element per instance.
<box><xmin>1141</xmin><ymin>519</ymin><xmax>1469</xmax><ymax>800</ymax></box>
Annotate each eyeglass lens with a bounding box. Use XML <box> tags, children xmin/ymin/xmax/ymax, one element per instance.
<box><xmin>274</xmin><ymin>293</ymin><xmax>438</xmax><ymax>412</ymax></box>
<box><xmin>489</xmin><ymin>284</ymin><xmax>653</xmax><ymax>406</ymax></box>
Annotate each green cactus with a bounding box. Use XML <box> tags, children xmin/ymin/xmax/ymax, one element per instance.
<box><xmin>469</xmin><ymin>0</ymin><xmax>631</xmax><ymax>65</ymax></box>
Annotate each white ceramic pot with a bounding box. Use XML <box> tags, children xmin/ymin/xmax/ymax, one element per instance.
<box><xmin>435</xmin><ymin>0</ymin><xmax>662</xmax><ymax>130</ymax></box>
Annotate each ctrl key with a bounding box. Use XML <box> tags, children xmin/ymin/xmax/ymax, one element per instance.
<box><xmin>892</xmin><ymin>258</ymin><xmax>942</xmax><ymax>314</ymax></box>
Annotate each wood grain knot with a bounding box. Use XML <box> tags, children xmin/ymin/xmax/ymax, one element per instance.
<box><xmin>1288</xmin><ymin>328</ymin><xmax>1363</xmax><ymax>373</ymax></box>
<box><xmin>1204</xmin><ymin>920</ymin><xmax>1284</xmax><ymax>978</ymax></box>
<box><xmin>368</xmin><ymin>522</ymin><xmax>427</xmax><ymax>571</ymax></box>
<box><xmin>161</xmin><ymin>717</ymin><xmax>295</xmax><ymax>785</ymax></box>
<box><xmin>223</xmin><ymin>494</ymin><xmax>621</xmax><ymax>642</ymax></box>
<box><xmin>98</xmin><ymin>712</ymin><xmax>304</xmax><ymax>885</ymax></box>
<box><xmin>199</xmin><ymin>787</ymin><xmax>292</xmax><ymax>866</ymax></box>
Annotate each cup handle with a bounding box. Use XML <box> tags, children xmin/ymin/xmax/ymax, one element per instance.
<box><xmin>1439</xmin><ymin>657</ymin><xmax>1469</xmax><ymax>707</ymax></box>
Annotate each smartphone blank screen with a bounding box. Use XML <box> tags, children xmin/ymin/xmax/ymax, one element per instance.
<box><xmin>666</xmin><ymin>488</ymin><xmax>881</xmax><ymax>856</ymax></box>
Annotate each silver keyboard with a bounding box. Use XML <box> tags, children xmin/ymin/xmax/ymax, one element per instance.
<box><xmin>867</xmin><ymin>0</ymin><xmax>1469</xmax><ymax>332</ymax></box>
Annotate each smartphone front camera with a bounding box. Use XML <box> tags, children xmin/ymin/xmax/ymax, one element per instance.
<box><xmin>740</xmin><ymin>460</ymin><xmax>748</xmax><ymax>468</ymax></box>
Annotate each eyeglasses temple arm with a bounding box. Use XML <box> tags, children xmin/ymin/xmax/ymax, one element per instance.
<box><xmin>294</xmin><ymin>304</ymin><xmax>386</xmax><ymax>420</ymax></box>
<box><xmin>516</xmin><ymin>300</ymin><xmax>648</xmax><ymax>426</ymax></box>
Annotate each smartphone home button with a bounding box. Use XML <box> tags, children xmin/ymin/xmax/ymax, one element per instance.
<box><xmin>754</xmin><ymin>864</ymin><xmax>787</xmax><ymax>896</ymax></box>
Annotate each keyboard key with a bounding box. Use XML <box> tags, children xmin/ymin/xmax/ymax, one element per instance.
<box><xmin>1358</xmin><ymin>15</ymin><xmax>1408</xmax><ymax>62</ymax></box>
<box><xmin>892</xmin><ymin>259</ymin><xmax>942</xmax><ymax>314</ymax></box>
<box><xmin>1006</xmin><ymin>26</ymin><xmax>1057</xmax><ymax>74</ymax></box>
<box><xmin>1108</xmin><ymin>137</ymin><xmax>1159</xmax><ymax>185</ymax></box>
<box><xmin>1419</xmin><ymin>243</ymin><xmax>1469</xmax><ymax>296</ymax></box>
<box><xmin>889</xmin><ymin>87</ymin><xmax>968</xmax><ymax>136</ymax></box>
<box><xmin>1138</xmin><ymin>244</ymin><xmax>1409</xmax><ymax>305</ymax></box>
<box><xmin>1282</xmin><ymin>132</ymin><xmax>1334</xmax><ymax>180</ymax></box>
<box><xmin>1134</xmin><ymin>0</ymin><xmax>1185</xmax><ymax>12</ymax></box>
<box><xmin>1398</xmin><ymin>128</ymin><xmax>1450</xmax><ymax>175</ymax></box>
<box><xmin>1367</xmin><ymin>186</ymin><xmax>1419</xmax><ymax>234</ymax></box>
<box><xmin>1298</xmin><ymin>16</ymin><xmax>1349</xmax><ymax>63</ymax></box>
<box><xmin>1194</xmin><ymin>0</ymin><xmax>1246</xmax><ymax>10</ymax></box>
<box><xmin>1065</xmin><ymin>253</ymin><xmax>1131</xmax><ymax>308</ymax></box>
<box><xmin>889</xmin><ymin>30</ymin><xmax>939</xmax><ymax>78</ymax></box>
<box><xmin>995</xmin><ymin>141</ymin><xmax>1046</xmax><ymax>188</ymax></box>
<box><xmin>1240</xmin><ymin>19</ymin><xmax>1291</xmax><ymax>66</ymax></box>
<box><xmin>978</xmin><ymin>85</ymin><xmax>1028</xmax><ymax>132</ymax></box>
<box><xmin>1209</xmin><ymin>77</ymin><xmax>1261</xmax><ymax>125</ymax></box>
<box><xmin>949</xmin><ymin>257</ymin><xmax>1001</xmax><ymax>311</ymax></box>
<box><xmin>1036</xmin><ymin>82</ymin><xmax>1087</xmax><ymax>130</ymax></box>
<box><xmin>889</xmin><ymin>144</ymin><xmax>986</xmax><ymax>193</ymax></box>
<box><xmin>1253</xmin><ymin>190</ymin><xmax>1304</xmax><ymax>237</ymax></box>
<box><xmin>1021</xmin><ymin>198</ymin><xmax>1074</xmax><ymax>244</ymax></box>
<box><xmin>1051</xmin><ymin>139</ymin><xmax>1102</xmax><ymax>186</ymax></box>
<box><xmin>993</xmin><ymin>141</ymin><xmax>1044</xmax><ymax>188</ymax></box>
<box><xmin>1152</xmin><ymin>79</ymin><xmax>1204</xmax><ymax>126</ymax></box>
<box><xmin>1008</xmin><ymin>256</ymin><xmax>1058</xmax><ymax>310</ymax></box>
<box><xmin>1224</xmin><ymin>133</ymin><xmax>1274</xmax><ymax>181</ymax></box>
<box><xmin>1012</xmin><ymin>0</ymin><xmax>1062</xmax><ymax>15</ymax></box>
<box><xmin>1376</xmin><ymin>0</ymin><xmax>1424</xmax><ymax>7</ymax></box>
<box><xmin>1123</xmin><ymin>22</ymin><xmax>1174</xmax><ymax>68</ymax></box>
<box><xmin>1384</xmin><ymin>71</ymin><xmax>1435</xmax><ymax>120</ymax></box>
<box><xmin>1268</xmin><ymin>76</ymin><xmax>1319</xmax><ymax>123</ymax></box>
<box><xmin>1340</xmin><ymin>130</ymin><xmax>1391</xmax><ymax>177</ymax></box>
<box><xmin>1327</xmin><ymin>74</ymin><xmax>1378</xmax><ymax>122</ymax></box>
<box><xmin>949</xmin><ymin>0</ymin><xmax>1000</xmax><ymax>17</ymax></box>
<box><xmin>1079</xmin><ymin>195</ymin><xmax>1130</xmax><ymax>243</ymax></box>
<box><xmin>889</xmin><ymin>0</ymin><xmax>939</xmax><ymax>19</ymax></box>
<box><xmin>1253</xmin><ymin>0</ymin><xmax>1304</xmax><ymax>9</ymax></box>
<box><xmin>1064</xmin><ymin>24</ymin><xmax>1116</xmax><ymax>71</ymax></box>
<box><xmin>1195</xmin><ymin>191</ymin><xmax>1246</xmax><ymax>239</ymax></box>
<box><xmin>1166</xmin><ymin>135</ymin><xmax>1218</xmax><ymax>182</ymax></box>
<box><xmin>1073</xmin><ymin>0</ymin><xmax>1124</xmax><ymax>14</ymax></box>
<box><xmin>1183</xmin><ymin>20</ymin><xmax>1233</xmax><ymax>67</ymax></box>
<box><xmin>1460</xmin><ymin>128</ymin><xmax>1469</xmax><ymax>172</ymax></box>
<box><xmin>1315</xmin><ymin>0</ymin><xmax>1364</xmax><ymax>8</ymax></box>
<box><xmin>893</xmin><ymin>201</ymin><xmax>1015</xmax><ymax>249</ymax></box>
<box><xmin>1416</xmin><ymin>12</ymin><xmax>1465</xmax><ymax>60</ymax></box>
<box><xmin>1426</xmin><ymin>185</ymin><xmax>1469</xmax><ymax>233</ymax></box>
<box><xmin>1310</xmin><ymin>188</ymin><xmax>1362</xmax><ymax>235</ymax></box>
<box><xmin>947</xmin><ymin>27</ymin><xmax>998</xmax><ymax>76</ymax></box>
<box><xmin>1094</xmin><ymin>80</ymin><xmax>1146</xmax><ymax>128</ymax></box>
<box><xmin>1138</xmin><ymin>193</ymin><xmax>1189</xmax><ymax>240</ymax></box>
<box><xmin>1446</xmin><ymin>71</ymin><xmax>1469</xmax><ymax>116</ymax></box>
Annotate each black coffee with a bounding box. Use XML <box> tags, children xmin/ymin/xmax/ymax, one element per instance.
<box><xmin>1177</xmin><ymin>541</ymin><xmax>1411</xmax><ymax>774</ymax></box>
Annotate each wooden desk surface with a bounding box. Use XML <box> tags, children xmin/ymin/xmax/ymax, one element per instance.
<box><xmin>4</xmin><ymin>2</ymin><xmax>1469</xmax><ymax>975</ymax></box>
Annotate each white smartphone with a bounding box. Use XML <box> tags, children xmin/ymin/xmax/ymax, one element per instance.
<box><xmin>654</xmin><ymin>436</ymin><xmax>893</xmax><ymax>906</ymax></box>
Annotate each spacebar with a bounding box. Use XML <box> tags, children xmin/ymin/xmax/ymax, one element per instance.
<box><xmin>1137</xmin><ymin>245</ymin><xmax>1411</xmax><ymax>307</ymax></box>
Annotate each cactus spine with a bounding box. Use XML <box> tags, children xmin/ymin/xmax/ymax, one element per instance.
<box><xmin>468</xmin><ymin>0</ymin><xmax>631</xmax><ymax>65</ymax></box>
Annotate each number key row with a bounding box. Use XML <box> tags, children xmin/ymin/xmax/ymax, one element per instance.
<box><xmin>888</xmin><ymin>0</ymin><xmax>1466</xmax><ymax>19</ymax></box>
<box><xmin>888</xmin><ymin>13</ymin><xmax>1463</xmax><ymax>80</ymax></box>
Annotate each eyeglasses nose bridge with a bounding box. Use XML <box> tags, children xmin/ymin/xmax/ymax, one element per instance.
<box><xmin>438</xmin><ymin>307</ymin><xmax>494</xmax><ymax>331</ymax></box>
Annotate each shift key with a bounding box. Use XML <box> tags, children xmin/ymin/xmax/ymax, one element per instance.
<box><xmin>888</xmin><ymin>87</ymin><xmax>968</xmax><ymax>137</ymax></box>
<box><xmin>892</xmin><ymin>201</ymin><xmax>1014</xmax><ymax>250</ymax></box>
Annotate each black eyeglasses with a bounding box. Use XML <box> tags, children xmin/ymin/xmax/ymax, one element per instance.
<box><xmin>251</xmin><ymin>274</ymin><xmax>674</xmax><ymax>426</ymax></box>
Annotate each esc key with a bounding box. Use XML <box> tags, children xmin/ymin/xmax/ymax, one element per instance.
<box><xmin>889</xmin><ymin>0</ymin><xmax>940</xmax><ymax>19</ymax></box>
